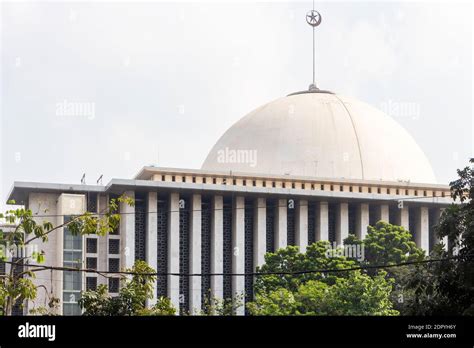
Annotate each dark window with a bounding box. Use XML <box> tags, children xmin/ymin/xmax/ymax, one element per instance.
<box><xmin>302</xmin><ymin>183</ymin><xmax>305</xmax><ymax>189</ymax></box>
<box><xmin>161</xmin><ymin>175</ymin><xmax>165</xmax><ymax>181</ymax></box>
<box><xmin>86</xmin><ymin>238</ymin><xmax>97</xmax><ymax>254</ymax></box>
<box><xmin>349</xmin><ymin>186</ymin><xmax>353</xmax><ymax>192</ymax></box>
<box><xmin>109</xmin><ymin>258</ymin><xmax>120</xmax><ymax>272</ymax></box>
<box><xmin>424</xmin><ymin>190</ymin><xmax>427</xmax><ymax>197</ymax></box>
<box><xmin>242</xmin><ymin>180</ymin><xmax>246</xmax><ymax>186</ymax></box>
<box><xmin>282</xmin><ymin>182</ymin><xmax>286</xmax><ymax>188</ymax></box>
<box><xmin>86</xmin><ymin>277</ymin><xmax>97</xmax><ymax>291</ymax></box>
<box><xmin>396</xmin><ymin>189</ymin><xmax>400</xmax><ymax>195</ymax></box>
<box><xmin>109</xmin><ymin>239</ymin><xmax>120</xmax><ymax>254</ymax></box>
<box><xmin>86</xmin><ymin>257</ymin><xmax>97</xmax><ymax>270</ymax></box>
<box><xmin>339</xmin><ymin>185</ymin><xmax>343</xmax><ymax>191</ymax></box>
<box><xmin>252</xmin><ymin>180</ymin><xmax>256</xmax><ymax>187</ymax></box>
<box><xmin>108</xmin><ymin>278</ymin><xmax>120</xmax><ymax>293</ymax></box>
<box><xmin>291</xmin><ymin>183</ymin><xmax>295</xmax><ymax>189</ymax></box>
<box><xmin>405</xmin><ymin>189</ymin><xmax>409</xmax><ymax>195</ymax></box>
<box><xmin>233</xmin><ymin>179</ymin><xmax>237</xmax><ymax>185</ymax></box>
<box><xmin>414</xmin><ymin>190</ymin><xmax>418</xmax><ymax>196</ymax></box>
<box><xmin>192</xmin><ymin>177</ymin><xmax>196</xmax><ymax>183</ymax></box>
<box><xmin>272</xmin><ymin>182</ymin><xmax>276</xmax><ymax>188</ymax></box>
<box><xmin>359</xmin><ymin>187</ymin><xmax>362</xmax><ymax>193</ymax></box>
<box><xmin>203</xmin><ymin>177</ymin><xmax>206</xmax><ymax>184</ymax></box>
<box><xmin>213</xmin><ymin>178</ymin><xmax>216</xmax><ymax>184</ymax></box>
<box><xmin>377</xmin><ymin>188</ymin><xmax>381</xmax><ymax>194</ymax></box>
<box><xmin>182</xmin><ymin>176</ymin><xmax>186</xmax><ymax>182</ymax></box>
<box><xmin>387</xmin><ymin>188</ymin><xmax>391</xmax><ymax>194</ymax></box>
<box><xmin>368</xmin><ymin>187</ymin><xmax>372</xmax><ymax>193</ymax></box>
<box><xmin>263</xmin><ymin>181</ymin><xmax>266</xmax><ymax>187</ymax></box>
<box><xmin>321</xmin><ymin>184</ymin><xmax>324</xmax><ymax>190</ymax></box>
<box><xmin>330</xmin><ymin>185</ymin><xmax>334</xmax><ymax>191</ymax></box>
<box><xmin>311</xmin><ymin>184</ymin><xmax>315</xmax><ymax>190</ymax></box>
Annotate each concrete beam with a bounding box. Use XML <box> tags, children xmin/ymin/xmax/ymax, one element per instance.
<box><xmin>189</xmin><ymin>194</ymin><xmax>202</xmax><ymax>314</ymax></box>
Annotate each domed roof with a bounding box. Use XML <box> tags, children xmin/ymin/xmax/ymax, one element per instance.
<box><xmin>202</xmin><ymin>91</ymin><xmax>437</xmax><ymax>184</ymax></box>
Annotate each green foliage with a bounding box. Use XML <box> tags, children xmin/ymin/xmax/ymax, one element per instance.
<box><xmin>249</xmin><ymin>242</ymin><xmax>398</xmax><ymax>316</ymax></box>
<box><xmin>254</xmin><ymin>242</ymin><xmax>356</xmax><ymax>295</ymax></box>
<box><xmin>200</xmin><ymin>294</ymin><xmax>244</xmax><ymax>316</ymax></box>
<box><xmin>79</xmin><ymin>260</ymin><xmax>176</xmax><ymax>316</ymax></box>
<box><xmin>0</xmin><ymin>194</ymin><xmax>133</xmax><ymax>316</ymax></box>
<box><xmin>397</xmin><ymin>159</ymin><xmax>474</xmax><ymax>315</ymax></box>
<box><xmin>248</xmin><ymin>271</ymin><xmax>398</xmax><ymax>316</ymax></box>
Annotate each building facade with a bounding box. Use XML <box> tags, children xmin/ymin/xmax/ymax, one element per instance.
<box><xmin>6</xmin><ymin>90</ymin><xmax>452</xmax><ymax>315</ymax></box>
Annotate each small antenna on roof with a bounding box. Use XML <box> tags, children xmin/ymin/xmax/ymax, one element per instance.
<box><xmin>97</xmin><ymin>174</ymin><xmax>103</xmax><ymax>185</ymax></box>
<box><xmin>81</xmin><ymin>173</ymin><xmax>86</xmax><ymax>184</ymax></box>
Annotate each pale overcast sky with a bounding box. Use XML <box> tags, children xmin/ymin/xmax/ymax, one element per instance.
<box><xmin>0</xmin><ymin>1</ymin><xmax>472</xmax><ymax>209</ymax></box>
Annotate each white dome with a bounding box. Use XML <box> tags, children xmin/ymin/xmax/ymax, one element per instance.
<box><xmin>202</xmin><ymin>91</ymin><xmax>437</xmax><ymax>184</ymax></box>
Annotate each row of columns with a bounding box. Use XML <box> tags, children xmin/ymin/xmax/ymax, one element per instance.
<box><xmin>119</xmin><ymin>191</ymin><xmax>440</xmax><ymax>315</ymax></box>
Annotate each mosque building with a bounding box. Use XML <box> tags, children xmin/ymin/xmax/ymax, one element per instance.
<box><xmin>3</xmin><ymin>8</ymin><xmax>451</xmax><ymax>315</ymax></box>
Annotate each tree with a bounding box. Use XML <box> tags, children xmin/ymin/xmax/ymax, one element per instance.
<box><xmin>0</xmin><ymin>194</ymin><xmax>133</xmax><ymax>315</ymax></box>
<box><xmin>79</xmin><ymin>260</ymin><xmax>176</xmax><ymax>316</ymax></box>
<box><xmin>248</xmin><ymin>271</ymin><xmax>398</xmax><ymax>316</ymax></box>
<box><xmin>398</xmin><ymin>159</ymin><xmax>474</xmax><ymax>315</ymax></box>
<box><xmin>248</xmin><ymin>242</ymin><xmax>398</xmax><ymax>315</ymax></box>
<box><xmin>254</xmin><ymin>242</ymin><xmax>357</xmax><ymax>295</ymax></box>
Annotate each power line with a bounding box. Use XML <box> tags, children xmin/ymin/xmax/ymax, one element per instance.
<box><xmin>2</xmin><ymin>254</ymin><xmax>471</xmax><ymax>278</ymax></box>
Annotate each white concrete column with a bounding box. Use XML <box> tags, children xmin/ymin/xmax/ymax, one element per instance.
<box><xmin>120</xmin><ymin>190</ymin><xmax>135</xmax><ymax>270</ymax></box>
<box><xmin>253</xmin><ymin>197</ymin><xmax>266</xmax><ymax>269</ymax></box>
<box><xmin>316</xmin><ymin>202</ymin><xmax>329</xmax><ymax>241</ymax></box>
<box><xmin>189</xmin><ymin>194</ymin><xmax>202</xmax><ymax>314</ymax></box>
<box><xmin>167</xmin><ymin>192</ymin><xmax>180</xmax><ymax>310</ymax></box>
<box><xmin>396</xmin><ymin>204</ymin><xmax>410</xmax><ymax>230</ymax></box>
<box><xmin>210</xmin><ymin>195</ymin><xmax>224</xmax><ymax>300</ymax></box>
<box><xmin>376</xmin><ymin>204</ymin><xmax>390</xmax><ymax>222</ymax></box>
<box><xmin>355</xmin><ymin>203</ymin><xmax>369</xmax><ymax>240</ymax></box>
<box><xmin>274</xmin><ymin>199</ymin><xmax>287</xmax><ymax>250</ymax></box>
<box><xmin>232</xmin><ymin>196</ymin><xmax>245</xmax><ymax>315</ymax></box>
<box><xmin>415</xmin><ymin>206</ymin><xmax>429</xmax><ymax>252</ymax></box>
<box><xmin>335</xmin><ymin>202</ymin><xmax>349</xmax><ymax>245</ymax></box>
<box><xmin>295</xmin><ymin>200</ymin><xmax>308</xmax><ymax>253</ymax></box>
<box><xmin>146</xmin><ymin>192</ymin><xmax>158</xmax><ymax>306</ymax></box>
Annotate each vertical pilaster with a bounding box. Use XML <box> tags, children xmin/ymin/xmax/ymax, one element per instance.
<box><xmin>295</xmin><ymin>200</ymin><xmax>308</xmax><ymax>253</ymax></box>
<box><xmin>189</xmin><ymin>194</ymin><xmax>202</xmax><ymax>314</ymax></box>
<box><xmin>274</xmin><ymin>199</ymin><xmax>287</xmax><ymax>250</ymax></box>
<box><xmin>232</xmin><ymin>196</ymin><xmax>245</xmax><ymax>315</ymax></box>
<box><xmin>376</xmin><ymin>204</ymin><xmax>390</xmax><ymax>222</ymax></box>
<box><xmin>415</xmin><ymin>206</ymin><xmax>429</xmax><ymax>252</ymax></box>
<box><xmin>168</xmin><ymin>192</ymin><xmax>180</xmax><ymax>310</ymax></box>
<box><xmin>210</xmin><ymin>195</ymin><xmax>224</xmax><ymax>300</ymax></box>
<box><xmin>396</xmin><ymin>205</ymin><xmax>410</xmax><ymax>230</ymax></box>
<box><xmin>253</xmin><ymin>197</ymin><xmax>266</xmax><ymax>269</ymax></box>
<box><xmin>355</xmin><ymin>203</ymin><xmax>369</xmax><ymax>240</ymax></box>
<box><xmin>146</xmin><ymin>192</ymin><xmax>158</xmax><ymax>306</ymax></box>
<box><xmin>120</xmin><ymin>190</ymin><xmax>135</xmax><ymax>270</ymax></box>
<box><xmin>335</xmin><ymin>202</ymin><xmax>349</xmax><ymax>245</ymax></box>
<box><xmin>316</xmin><ymin>202</ymin><xmax>329</xmax><ymax>241</ymax></box>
